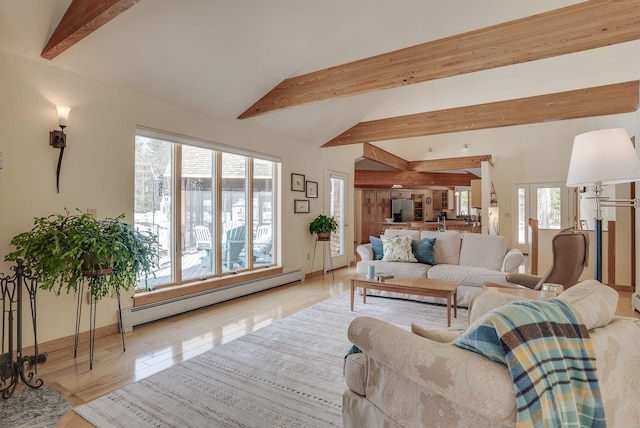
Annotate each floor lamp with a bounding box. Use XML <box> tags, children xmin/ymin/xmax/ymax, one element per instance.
<box><xmin>566</xmin><ymin>128</ymin><xmax>640</xmax><ymax>282</ymax></box>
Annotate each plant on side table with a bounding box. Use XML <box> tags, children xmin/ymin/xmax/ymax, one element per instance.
<box><xmin>4</xmin><ymin>210</ymin><xmax>158</xmax><ymax>299</ymax></box>
<box><xmin>309</xmin><ymin>214</ymin><xmax>338</xmax><ymax>241</ymax></box>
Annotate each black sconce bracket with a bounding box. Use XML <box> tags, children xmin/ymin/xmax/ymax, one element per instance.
<box><xmin>49</xmin><ymin>127</ymin><xmax>66</xmax><ymax>193</ymax></box>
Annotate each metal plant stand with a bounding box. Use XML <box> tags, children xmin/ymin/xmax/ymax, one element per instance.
<box><xmin>0</xmin><ymin>259</ymin><xmax>47</xmax><ymax>399</ymax></box>
<box><xmin>74</xmin><ymin>274</ymin><xmax>125</xmax><ymax>370</ymax></box>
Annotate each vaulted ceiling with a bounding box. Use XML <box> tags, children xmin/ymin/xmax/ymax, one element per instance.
<box><xmin>1</xmin><ymin>0</ymin><xmax>639</xmax><ymax>156</ymax></box>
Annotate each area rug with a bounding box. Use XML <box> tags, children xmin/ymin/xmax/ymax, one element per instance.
<box><xmin>0</xmin><ymin>385</ymin><xmax>70</xmax><ymax>428</ymax></box>
<box><xmin>74</xmin><ymin>292</ymin><xmax>468</xmax><ymax>427</ymax></box>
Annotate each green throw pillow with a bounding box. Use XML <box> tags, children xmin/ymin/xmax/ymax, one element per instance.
<box><xmin>411</xmin><ymin>237</ymin><xmax>437</xmax><ymax>265</ymax></box>
<box><xmin>369</xmin><ymin>236</ymin><xmax>384</xmax><ymax>260</ymax></box>
<box><xmin>381</xmin><ymin>235</ymin><xmax>417</xmax><ymax>262</ymax></box>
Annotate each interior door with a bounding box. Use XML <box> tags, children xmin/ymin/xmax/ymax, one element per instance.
<box><xmin>325</xmin><ymin>170</ymin><xmax>349</xmax><ymax>269</ymax></box>
<box><xmin>512</xmin><ymin>182</ymin><xmax>572</xmax><ymax>253</ymax></box>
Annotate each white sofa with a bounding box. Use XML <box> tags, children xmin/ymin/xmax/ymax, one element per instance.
<box><xmin>343</xmin><ymin>280</ymin><xmax>640</xmax><ymax>427</ymax></box>
<box><xmin>356</xmin><ymin>229</ymin><xmax>524</xmax><ymax>307</ymax></box>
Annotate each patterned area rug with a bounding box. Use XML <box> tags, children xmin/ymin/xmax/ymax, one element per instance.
<box><xmin>0</xmin><ymin>385</ymin><xmax>70</xmax><ymax>428</ymax></box>
<box><xmin>75</xmin><ymin>292</ymin><xmax>468</xmax><ymax>427</ymax></box>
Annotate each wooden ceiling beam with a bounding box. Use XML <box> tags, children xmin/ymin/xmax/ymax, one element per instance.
<box><xmin>355</xmin><ymin>170</ymin><xmax>473</xmax><ymax>188</ymax></box>
<box><xmin>41</xmin><ymin>0</ymin><xmax>141</xmax><ymax>60</ymax></box>
<box><xmin>409</xmin><ymin>155</ymin><xmax>492</xmax><ymax>172</ymax></box>
<box><xmin>323</xmin><ymin>81</ymin><xmax>639</xmax><ymax>147</ymax></box>
<box><xmin>361</xmin><ymin>143</ymin><xmax>409</xmax><ymax>170</ymax></box>
<box><xmin>239</xmin><ymin>0</ymin><xmax>640</xmax><ymax>119</ymax></box>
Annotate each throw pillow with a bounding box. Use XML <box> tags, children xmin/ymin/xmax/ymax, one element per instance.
<box><xmin>411</xmin><ymin>237</ymin><xmax>437</xmax><ymax>265</ymax></box>
<box><xmin>369</xmin><ymin>236</ymin><xmax>384</xmax><ymax>260</ymax></box>
<box><xmin>380</xmin><ymin>235</ymin><xmax>417</xmax><ymax>262</ymax></box>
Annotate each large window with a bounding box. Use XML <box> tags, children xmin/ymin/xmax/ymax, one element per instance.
<box><xmin>134</xmin><ymin>129</ymin><xmax>278</xmax><ymax>290</ymax></box>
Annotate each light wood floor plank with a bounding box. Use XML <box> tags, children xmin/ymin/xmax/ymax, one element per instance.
<box><xmin>28</xmin><ymin>267</ymin><xmax>637</xmax><ymax>427</ymax></box>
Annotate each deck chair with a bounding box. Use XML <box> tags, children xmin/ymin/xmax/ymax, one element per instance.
<box><xmin>193</xmin><ymin>225</ymin><xmax>211</xmax><ymax>250</ymax></box>
<box><xmin>223</xmin><ymin>225</ymin><xmax>246</xmax><ymax>270</ymax></box>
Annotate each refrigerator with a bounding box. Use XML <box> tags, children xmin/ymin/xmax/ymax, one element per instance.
<box><xmin>390</xmin><ymin>199</ymin><xmax>414</xmax><ymax>222</ymax></box>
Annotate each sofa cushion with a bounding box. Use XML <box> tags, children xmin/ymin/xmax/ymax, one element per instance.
<box><xmin>558</xmin><ymin>280</ymin><xmax>617</xmax><ymax>330</ymax></box>
<box><xmin>427</xmin><ymin>264</ymin><xmax>508</xmax><ymax>287</ymax></box>
<box><xmin>369</xmin><ymin>236</ymin><xmax>384</xmax><ymax>260</ymax></box>
<box><xmin>383</xmin><ymin>229</ymin><xmax>421</xmax><ymax>240</ymax></box>
<box><xmin>420</xmin><ymin>231</ymin><xmax>461</xmax><ymax>265</ymax></box>
<box><xmin>356</xmin><ymin>260</ymin><xmax>429</xmax><ymax>278</ymax></box>
<box><xmin>411</xmin><ymin>237</ymin><xmax>437</xmax><ymax>265</ymax></box>
<box><xmin>381</xmin><ymin>235</ymin><xmax>417</xmax><ymax>262</ymax></box>
<box><xmin>459</xmin><ymin>233</ymin><xmax>507</xmax><ymax>270</ymax></box>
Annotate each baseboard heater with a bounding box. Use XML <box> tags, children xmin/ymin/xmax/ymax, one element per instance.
<box><xmin>121</xmin><ymin>269</ymin><xmax>304</xmax><ymax>332</ymax></box>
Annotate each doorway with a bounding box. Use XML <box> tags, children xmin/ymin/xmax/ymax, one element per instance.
<box><xmin>326</xmin><ymin>170</ymin><xmax>349</xmax><ymax>269</ymax></box>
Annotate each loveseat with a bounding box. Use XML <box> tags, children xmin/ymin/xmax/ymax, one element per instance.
<box><xmin>343</xmin><ymin>280</ymin><xmax>640</xmax><ymax>427</ymax></box>
<box><xmin>356</xmin><ymin>229</ymin><xmax>524</xmax><ymax>307</ymax></box>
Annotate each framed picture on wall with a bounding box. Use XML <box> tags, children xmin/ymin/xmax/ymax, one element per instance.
<box><xmin>306</xmin><ymin>181</ymin><xmax>318</xmax><ymax>198</ymax></box>
<box><xmin>291</xmin><ymin>173</ymin><xmax>305</xmax><ymax>192</ymax></box>
<box><xmin>294</xmin><ymin>199</ymin><xmax>310</xmax><ymax>213</ymax></box>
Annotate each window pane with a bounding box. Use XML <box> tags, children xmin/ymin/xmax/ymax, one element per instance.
<box><xmin>330</xmin><ymin>176</ymin><xmax>344</xmax><ymax>257</ymax></box>
<box><xmin>221</xmin><ymin>153</ymin><xmax>247</xmax><ymax>272</ymax></box>
<box><xmin>182</xmin><ymin>146</ymin><xmax>215</xmax><ymax>280</ymax></box>
<box><xmin>517</xmin><ymin>187</ymin><xmax>526</xmax><ymax>244</ymax></box>
<box><xmin>134</xmin><ymin>136</ymin><xmax>173</xmax><ymax>289</ymax></box>
<box><xmin>253</xmin><ymin>159</ymin><xmax>273</xmax><ymax>266</ymax></box>
<box><xmin>537</xmin><ymin>187</ymin><xmax>561</xmax><ymax>229</ymax></box>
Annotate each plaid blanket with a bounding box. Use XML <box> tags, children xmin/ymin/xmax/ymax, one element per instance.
<box><xmin>454</xmin><ymin>299</ymin><xmax>606</xmax><ymax>427</ymax></box>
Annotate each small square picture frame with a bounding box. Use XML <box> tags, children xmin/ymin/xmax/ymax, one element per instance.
<box><xmin>294</xmin><ymin>199</ymin><xmax>310</xmax><ymax>213</ymax></box>
<box><xmin>291</xmin><ymin>173</ymin><xmax>305</xmax><ymax>192</ymax></box>
<box><xmin>306</xmin><ymin>181</ymin><xmax>318</xmax><ymax>198</ymax></box>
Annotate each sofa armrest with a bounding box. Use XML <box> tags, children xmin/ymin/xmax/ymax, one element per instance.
<box><xmin>356</xmin><ymin>244</ymin><xmax>374</xmax><ymax>261</ymax></box>
<box><xmin>348</xmin><ymin>316</ymin><xmax>516</xmax><ymax>422</ymax></box>
<box><xmin>500</xmin><ymin>248</ymin><xmax>524</xmax><ymax>273</ymax></box>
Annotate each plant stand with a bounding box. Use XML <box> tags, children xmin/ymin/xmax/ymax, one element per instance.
<box><xmin>0</xmin><ymin>260</ymin><xmax>47</xmax><ymax>399</ymax></box>
<box><xmin>74</xmin><ymin>275</ymin><xmax>126</xmax><ymax>370</ymax></box>
<box><xmin>310</xmin><ymin>235</ymin><xmax>334</xmax><ymax>279</ymax></box>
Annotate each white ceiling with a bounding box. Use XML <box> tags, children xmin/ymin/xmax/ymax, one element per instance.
<box><xmin>0</xmin><ymin>0</ymin><xmax>618</xmax><ymax>150</ymax></box>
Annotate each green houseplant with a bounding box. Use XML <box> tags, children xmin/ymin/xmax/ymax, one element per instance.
<box><xmin>309</xmin><ymin>214</ymin><xmax>338</xmax><ymax>241</ymax></box>
<box><xmin>5</xmin><ymin>210</ymin><xmax>158</xmax><ymax>299</ymax></box>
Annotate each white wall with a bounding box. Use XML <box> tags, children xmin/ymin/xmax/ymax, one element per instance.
<box><xmin>0</xmin><ymin>51</ymin><xmax>325</xmax><ymax>345</ymax></box>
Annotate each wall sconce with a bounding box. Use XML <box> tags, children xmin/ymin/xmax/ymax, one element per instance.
<box><xmin>49</xmin><ymin>106</ymin><xmax>70</xmax><ymax>193</ymax></box>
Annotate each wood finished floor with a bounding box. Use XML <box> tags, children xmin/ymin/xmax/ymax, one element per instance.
<box><xmin>28</xmin><ymin>267</ymin><xmax>639</xmax><ymax>427</ymax></box>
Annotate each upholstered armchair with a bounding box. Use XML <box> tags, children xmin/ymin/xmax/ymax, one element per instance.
<box><xmin>489</xmin><ymin>228</ymin><xmax>589</xmax><ymax>290</ymax></box>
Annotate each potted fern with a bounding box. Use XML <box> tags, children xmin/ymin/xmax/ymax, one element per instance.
<box><xmin>4</xmin><ymin>210</ymin><xmax>158</xmax><ymax>299</ymax></box>
<box><xmin>309</xmin><ymin>214</ymin><xmax>338</xmax><ymax>241</ymax></box>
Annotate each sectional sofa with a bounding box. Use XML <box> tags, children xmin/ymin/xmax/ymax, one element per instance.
<box><xmin>355</xmin><ymin>229</ymin><xmax>524</xmax><ymax>307</ymax></box>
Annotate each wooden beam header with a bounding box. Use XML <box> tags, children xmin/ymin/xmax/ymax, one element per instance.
<box><xmin>239</xmin><ymin>0</ymin><xmax>640</xmax><ymax>119</ymax></box>
<box><xmin>324</xmin><ymin>81</ymin><xmax>640</xmax><ymax>147</ymax></box>
<box><xmin>42</xmin><ymin>0</ymin><xmax>141</xmax><ymax>60</ymax></box>
<box><xmin>409</xmin><ymin>155</ymin><xmax>492</xmax><ymax>172</ymax></box>
<box><xmin>355</xmin><ymin>170</ymin><xmax>474</xmax><ymax>188</ymax></box>
<box><xmin>361</xmin><ymin>143</ymin><xmax>409</xmax><ymax>170</ymax></box>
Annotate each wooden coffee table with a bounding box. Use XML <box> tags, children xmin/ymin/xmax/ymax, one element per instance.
<box><xmin>351</xmin><ymin>274</ymin><xmax>460</xmax><ymax>327</ymax></box>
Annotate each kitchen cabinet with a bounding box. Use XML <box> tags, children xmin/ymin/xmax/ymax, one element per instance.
<box><xmin>412</xmin><ymin>194</ymin><xmax>423</xmax><ymax>221</ymax></box>
<box><xmin>433</xmin><ymin>190</ymin><xmax>454</xmax><ymax>211</ymax></box>
<box><xmin>358</xmin><ymin>189</ymin><xmax>390</xmax><ymax>243</ymax></box>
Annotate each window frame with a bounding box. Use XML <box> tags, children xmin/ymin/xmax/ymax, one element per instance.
<box><xmin>134</xmin><ymin>127</ymin><xmax>281</xmax><ymax>304</ymax></box>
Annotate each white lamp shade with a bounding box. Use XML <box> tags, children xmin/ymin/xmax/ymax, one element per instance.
<box><xmin>566</xmin><ymin>128</ymin><xmax>640</xmax><ymax>187</ymax></box>
<box><xmin>56</xmin><ymin>105</ymin><xmax>70</xmax><ymax>127</ymax></box>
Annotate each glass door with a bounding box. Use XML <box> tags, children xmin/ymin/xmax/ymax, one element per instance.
<box><xmin>325</xmin><ymin>170</ymin><xmax>349</xmax><ymax>269</ymax></box>
<box><xmin>512</xmin><ymin>182</ymin><xmax>572</xmax><ymax>253</ymax></box>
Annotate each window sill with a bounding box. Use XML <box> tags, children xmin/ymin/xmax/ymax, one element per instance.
<box><xmin>133</xmin><ymin>266</ymin><xmax>284</xmax><ymax>307</ymax></box>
